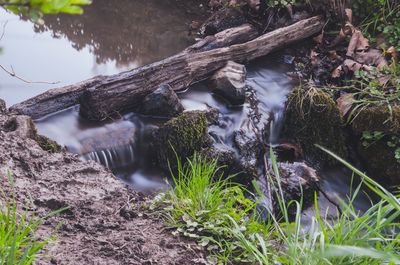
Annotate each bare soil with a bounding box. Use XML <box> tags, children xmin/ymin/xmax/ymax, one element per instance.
<box><xmin>0</xmin><ymin>109</ymin><xmax>207</xmax><ymax>265</ymax></box>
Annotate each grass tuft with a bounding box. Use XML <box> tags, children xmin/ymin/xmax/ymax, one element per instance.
<box><xmin>0</xmin><ymin>173</ymin><xmax>58</xmax><ymax>265</ymax></box>
<box><xmin>156</xmin><ymin>149</ymin><xmax>400</xmax><ymax>264</ymax></box>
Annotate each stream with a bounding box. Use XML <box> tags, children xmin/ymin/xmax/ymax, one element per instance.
<box><xmin>0</xmin><ymin>1</ymin><xmax>371</xmax><ymax>212</ymax></box>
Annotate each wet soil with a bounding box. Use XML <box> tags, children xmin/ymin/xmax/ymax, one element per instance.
<box><xmin>0</xmin><ymin>110</ymin><xmax>207</xmax><ymax>265</ymax></box>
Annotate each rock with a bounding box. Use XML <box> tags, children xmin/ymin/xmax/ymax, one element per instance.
<box><xmin>154</xmin><ymin>111</ymin><xmax>212</xmax><ymax>172</ymax></box>
<box><xmin>199</xmin><ymin>8</ymin><xmax>247</xmax><ymax>37</ymax></box>
<box><xmin>357</xmin><ymin>138</ymin><xmax>400</xmax><ymax>186</ymax></box>
<box><xmin>79</xmin><ymin>127</ymin><xmax>136</xmax><ymax>155</ymax></box>
<box><xmin>199</xmin><ymin>145</ymin><xmax>256</xmax><ymax>185</ymax></box>
<box><xmin>281</xmin><ymin>86</ymin><xmax>347</xmax><ymax>168</ymax></box>
<box><xmin>210</xmin><ymin>61</ymin><xmax>246</xmax><ymax>105</ymax></box>
<box><xmin>350</xmin><ymin>104</ymin><xmax>400</xmax><ymax>186</ymax></box>
<box><xmin>233</xmin><ymin>128</ymin><xmax>264</xmax><ymax>169</ymax></box>
<box><xmin>138</xmin><ymin>85</ymin><xmax>184</xmax><ymax>118</ymax></box>
<box><xmin>258</xmin><ymin>160</ymin><xmax>320</xmax><ymax>216</ymax></box>
<box><xmin>0</xmin><ymin>99</ymin><xmax>6</xmax><ymax>113</ymax></box>
<box><xmin>79</xmin><ymin>127</ymin><xmax>137</xmax><ymax>169</ymax></box>
<box><xmin>351</xmin><ymin>105</ymin><xmax>400</xmax><ymax>135</ymax></box>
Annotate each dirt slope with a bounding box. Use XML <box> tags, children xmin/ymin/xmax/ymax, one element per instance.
<box><xmin>0</xmin><ymin>108</ymin><xmax>207</xmax><ymax>265</ymax></box>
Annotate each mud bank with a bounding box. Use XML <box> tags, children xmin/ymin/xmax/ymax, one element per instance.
<box><xmin>0</xmin><ymin>106</ymin><xmax>207</xmax><ymax>265</ymax></box>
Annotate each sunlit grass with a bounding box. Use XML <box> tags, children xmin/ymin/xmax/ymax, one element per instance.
<box><xmin>0</xmin><ymin>173</ymin><xmax>59</xmax><ymax>265</ymax></box>
<box><xmin>157</xmin><ymin>149</ymin><xmax>400</xmax><ymax>264</ymax></box>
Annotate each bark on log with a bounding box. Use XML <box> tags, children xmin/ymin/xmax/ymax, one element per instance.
<box><xmin>80</xmin><ymin>16</ymin><xmax>324</xmax><ymax>120</ymax></box>
<box><xmin>10</xmin><ymin>24</ymin><xmax>258</xmax><ymax>120</ymax></box>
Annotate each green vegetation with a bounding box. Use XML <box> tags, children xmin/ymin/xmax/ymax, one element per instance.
<box><xmin>154</xmin><ymin>111</ymin><xmax>211</xmax><ymax>172</ymax></box>
<box><xmin>1</xmin><ymin>0</ymin><xmax>92</xmax><ymax>22</ymax></box>
<box><xmin>282</xmin><ymin>84</ymin><xmax>347</xmax><ymax>167</ymax></box>
<box><xmin>155</xmin><ymin>149</ymin><xmax>400</xmax><ymax>264</ymax></box>
<box><xmin>353</xmin><ymin>0</ymin><xmax>400</xmax><ymax>49</ymax></box>
<box><xmin>0</xmin><ymin>174</ymin><xmax>59</xmax><ymax>265</ymax></box>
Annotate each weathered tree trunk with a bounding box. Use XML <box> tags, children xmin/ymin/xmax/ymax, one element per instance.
<box><xmin>10</xmin><ymin>24</ymin><xmax>258</xmax><ymax>120</ymax></box>
<box><xmin>80</xmin><ymin>16</ymin><xmax>323</xmax><ymax>120</ymax></box>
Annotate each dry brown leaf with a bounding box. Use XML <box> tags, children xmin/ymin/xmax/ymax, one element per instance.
<box><xmin>345</xmin><ymin>8</ymin><xmax>353</xmax><ymax>24</ymax></box>
<box><xmin>336</xmin><ymin>93</ymin><xmax>354</xmax><ymax>117</ymax></box>
<box><xmin>343</xmin><ymin>59</ymin><xmax>373</xmax><ymax>72</ymax></box>
<box><xmin>310</xmin><ymin>50</ymin><xmax>319</xmax><ymax>66</ymax></box>
<box><xmin>354</xmin><ymin>49</ymin><xmax>388</xmax><ymax>69</ymax></box>
<box><xmin>378</xmin><ymin>75</ymin><xmax>392</xmax><ymax>86</ymax></box>
<box><xmin>387</xmin><ymin>46</ymin><xmax>398</xmax><ymax>65</ymax></box>
<box><xmin>347</xmin><ymin>30</ymin><xmax>369</xmax><ymax>57</ymax></box>
<box><xmin>332</xmin><ymin>65</ymin><xmax>343</xmax><ymax>78</ymax></box>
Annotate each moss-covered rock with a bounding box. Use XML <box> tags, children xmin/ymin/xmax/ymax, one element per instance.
<box><xmin>350</xmin><ymin>104</ymin><xmax>400</xmax><ymax>186</ymax></box>
<box><xmin>154</xmin><ymin>111</ymin><xmax>212</xmax><ymax>172</ymax></box>
<box><xmin>357</xmin><ymin>137</ymin><xmax>400</xmax><ymax>186</ymax></box>
<box><xmin>282</xmin><ymin>86</ymin><xmax>347</xmax><ymax>168</ymax></box>
<box><xmin>35</xmin><ymin>134</ymin><xmax>64</xmax><ymax>153</ymax></box>
<box><xmin>351</xmin><ymin>105</ymin><xmax>400</xmax><ymax>135</ymax></box>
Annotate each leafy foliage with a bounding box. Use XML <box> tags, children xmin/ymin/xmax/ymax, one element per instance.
<box><xmin>353</xmin><ymin>0</ymin><xmax>400</xmax><ymax>49</ymax></box>
<box><xmin>1</xmin><ymin>0</ymin><xmax>92</xmax><ymax>23</ymax></box>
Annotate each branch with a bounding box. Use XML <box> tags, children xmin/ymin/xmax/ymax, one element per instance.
<box><xmin>0</xmin><ymin>64</ymin><xmax>60</xmax><ymax>84</ymax></box>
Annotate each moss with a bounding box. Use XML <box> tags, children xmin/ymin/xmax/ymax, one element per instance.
<box><xmin>35</xmin><ymin>134</ymin><xmax>64</xmax><ymax>153</ymax></box>
<box><xmin>29</xmin><ymin>119</ymin><xmax>63</xmax><ymax>153</ymax></box>
<box><xmin>281</xmin><ymin>86</ymin><xmax>347</xmax><ymax>168</ymax></box>
<box><xmin>155</xmin><ymin>111</ymin><xmax>212</xmax><ymax>172</ymax></box>
<box><xmin>351</xmin><ymin>105</ymin><xmax>400</xmax><ymax>135</ymax></box>
<box><xmin>357</xmin><ymin>136</ymin><xmax>400</xmax><ymax>186</ymax></box>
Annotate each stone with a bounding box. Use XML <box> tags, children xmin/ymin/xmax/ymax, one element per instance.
<box><xmin>281</xmin><ymin>86</ymin><xmax>347</xmax><ymax>169</ymax></box>
<box><xmin>199</xmin><ymin>145</ymin><xmax>256</xmax><ymax>185</ymax></box>
<box><xmin>0</xmin><ymin>99</ymin><xmax>6</xmax><ymax>113</ymax></box>
<box><xmin>257</xmin><ymin>160</ymin><xmax>320</xmax><ymax>216</ymax></box>
<box><xmin>153</xmin><ymin>111</ymin><xmax>212</xmax><ymax>172</ymax></box>
<box><xmin>138</xmin><ymin>85</ymin><xmax>184</xmax><ymax>118</ymax></box>
<box><xmin>211</xmin><ymin>61</ymin><xmax>246</xmax><ymax>105</ymax></box>
<box><xmin>357</xmin><ymin>138</ymin><xmax>400</xmax><ymax>186</ymax></box>
<box><xmin>351</xmin><ymin>105</ymin><xmax>400</xmax><ymax>135</ymax></box>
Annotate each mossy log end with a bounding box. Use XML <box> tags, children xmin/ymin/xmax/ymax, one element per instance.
<box><xmin>80</xmin><ymin>16</ymin><xmax>324</xmax><ymax>121</ymax></box>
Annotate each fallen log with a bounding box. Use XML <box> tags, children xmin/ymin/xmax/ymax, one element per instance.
<box><xmin>80</xmin><ymin>16</ymin><xmax>324</xmax><ymax>120</ymax></box>
<box><xmin>10</xmin><ymin>24</ymin><xmax>258</xmax><ymax>120</ymax></box>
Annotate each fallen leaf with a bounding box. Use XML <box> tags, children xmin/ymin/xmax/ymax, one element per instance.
<box><xmin>378</xmin><ymin>75</ymin><xmax>391</xmax><ymax>86</ymax></box>
<box><xmin>310</xmin><ymin>50</ymin><xmax>319</xmax><ymax>66</ymax></box>
<box><xmin>345</xmin><ymin>8</ymin><xmax>353</xmax><ymax>24</ymax></box>
<box><xmin>332</xmin><ymin>65</ymin><xmax>343</xmax><ymax>78</ymax></box>
<box><xmin>354</xmin><ymin>49</ymin><xmax>388</xmax><ymax>69</ymax></box>
<box><xmin>343</xmin><ymin>59</ymin><xmax>372</xmax><ymax>72</ymax></box>
<box><xmin>347</xmin><ymin>30</ymin><xmax>369</xmax><ymax>57</ymax></box>
<box><xmin>387</xmin><ymin>46</ymin><xmax>398</xmax><ymax>65</ymax></box>
<box><xmin>336</xmin><ymin>93</ymin><xmax>354</xmax><ymax>117</ymax></box>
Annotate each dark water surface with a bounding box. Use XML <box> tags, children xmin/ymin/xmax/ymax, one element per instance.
<box><xmin>0</xmin><ymin>1</ymin><xmax>372</xmax><ymax>212</ymax></box>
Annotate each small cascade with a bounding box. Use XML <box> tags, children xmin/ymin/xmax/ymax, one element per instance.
<box><xmin>82</xmin><ymin>143</ymin><xmax>136</xmax><ymax>169</ymax></box>
<box><xmin>245</xmin><ymin>67</ymin><xmax>293</xmax><ymax>145</ymax></box>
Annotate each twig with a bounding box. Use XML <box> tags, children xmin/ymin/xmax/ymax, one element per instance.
<box><xmin>0</xmin><ymin>64</ymin><xmax>60</xmax><ymax>84</ymax></box>
<box><xmin>0</xmin><ymin>20</ymin><xmax>7</xmax><ymax>41</ymax></box>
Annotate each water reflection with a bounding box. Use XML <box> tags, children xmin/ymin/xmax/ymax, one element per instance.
<box><xmin>33</xmin><ymin>0</ymin><xmax>206</xmax><ymax>67</ymax></box>
<box><xmin>0</xmin><ymin>1</ymin><xmax>204</xmax><ymax>106</ymax></box>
